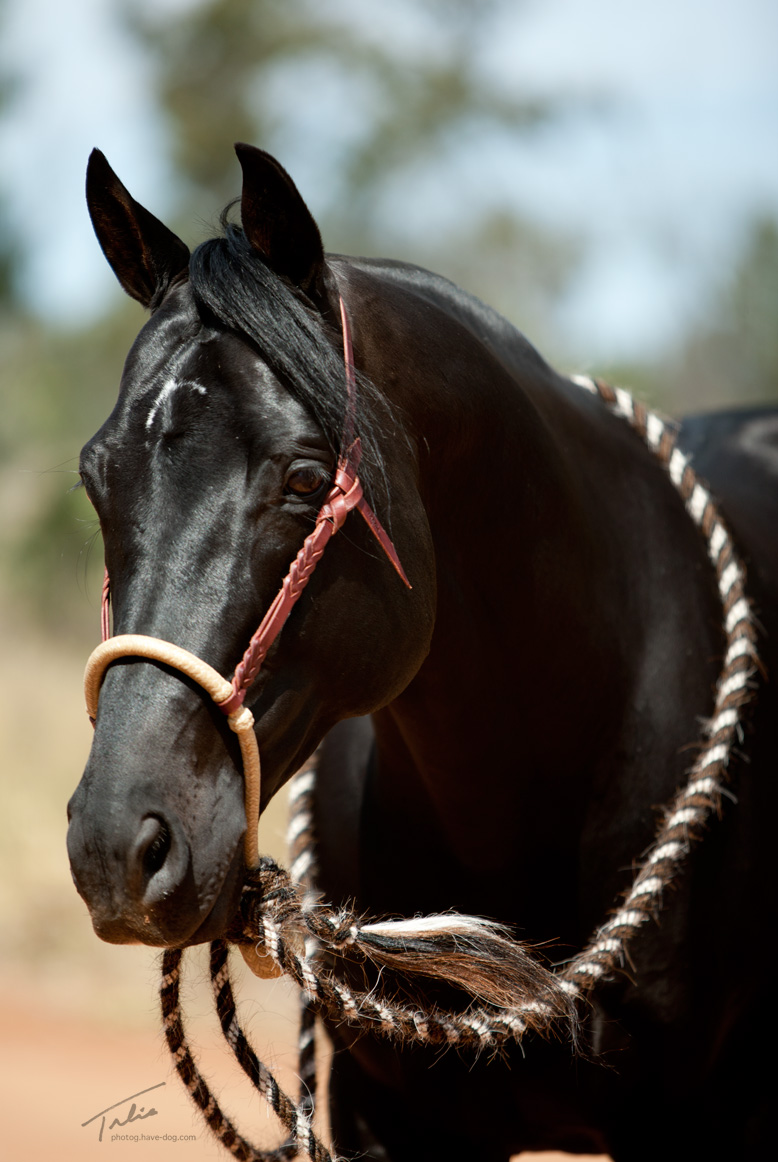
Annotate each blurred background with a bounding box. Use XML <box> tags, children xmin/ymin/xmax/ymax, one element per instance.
<box><xmin>1</xmin><ymin>0</ymin><xmax>776</xmax><ymax>1157</ymax></box>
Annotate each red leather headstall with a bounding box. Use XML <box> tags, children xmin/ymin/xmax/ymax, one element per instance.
<box><xmin>100</xmin><ymin>295</ymin><xmax>410</xmax><ymax>710</ymax></box>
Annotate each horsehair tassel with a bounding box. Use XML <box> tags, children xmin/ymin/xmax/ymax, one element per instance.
<box><xmin>226</xmin><ymin>378</ymin><xmax>758</xmax><ymax>1055</ymax></box>
<box><xmin>353</xmin><ymin>915</ymin><xmax>566</xmax><ymax>1013</ymax></box>
<box><xmin>231</xmin><ymin>858</ymin><xmax>579</xmax><ymax>1048</ymax></box>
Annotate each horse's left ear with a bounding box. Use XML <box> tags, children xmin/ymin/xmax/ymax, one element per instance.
<box><xmin>86</xmin><ymin>149</ymin><xmax>190</xmax><ymax>309</ymax></box>
<box><xmin>235</xmin><ymin>143</ymin><xmax>325</xmax><ymax>297</ymax></box>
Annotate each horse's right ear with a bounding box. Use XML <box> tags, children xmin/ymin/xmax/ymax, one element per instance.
<box><xmin>86</xmin><ymin>149</ymin><xmax>190</xmax><ymax>309</ymax></box>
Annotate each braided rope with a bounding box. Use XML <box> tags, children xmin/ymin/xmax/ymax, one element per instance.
<box><xmin>158</xmin><ymin>766</ymin><xmax>331</xmax><ymax>1162</ymax></box>
<box><xmin>561</xmin><ymin>377</ymin><xmax>758</xmax><ymax>993</ymax></box>
<box><xmin>286</xmin><ymin>769</ymin><xmax>320</xmax><ymax>1127</ymax></box>
<box><xmin>161</xmin><ymin>946</ymin><xmax>335</xmax><ymax>1162</ymax></box>
<box><xmin>210</xmin><ymin>941</ymin><xmax>329</xmax><ymax>1162</ymax></box>
<box><xmin>161</xmin><ymin>377</ymin><xmax>759</xmax><ymax>1159</ymax></box>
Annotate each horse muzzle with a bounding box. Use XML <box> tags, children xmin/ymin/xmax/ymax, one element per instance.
<box><xmin>67</xmin><ymin>783</ymin><xmax>247</xmax><ymax>945</ymax></box>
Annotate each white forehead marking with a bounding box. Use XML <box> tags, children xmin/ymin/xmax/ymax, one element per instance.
<box><xmin>145</xmin><ymin>378</ymin><xmax>207</xmax><ymax>431</ymax></box>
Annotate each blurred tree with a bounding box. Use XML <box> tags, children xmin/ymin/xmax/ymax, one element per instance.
<box><xmin>0</xmin><ymin>0</ymin><xmax>23</xmax><ymax>313</ymax></box>
<box><xmin>579</xmin><ymin>219</ymin><xmax>778</xmax><ymax>416</ymax></box>
<box><xmin>123</xmin><ymin>0</ymin><xmax>556</xmax><ymax>242</ymax></box>
<box><xmin>424</xmin><ymin>205</ymin><xmax>581</xmax><ymax>357</ymax></box>
<box><xmin>0</xmin><ymin>192</ymin><xmax>21</xmax><ymax>312</ymax></box>
<box><xmin>0</xmin><ymin>302</ymin><xmax>145</xmax><ymax>636</ymax></box>
<box><xmin>660</xmin><ymin>217</ymin><xmax>778</xmax><ymax>413</ymax></box>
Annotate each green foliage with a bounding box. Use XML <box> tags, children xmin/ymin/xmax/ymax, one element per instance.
<box><xmin>660</xmin><ymin>217</ymin><xmax>778</xmax><ymax>413</ymax></box>
<box><xmin>0</xmin><ymin>0</ymin><xmax>23</xmax><ymax>311</ymax></box>
<box><xmin>0</xmin><ymin>303</ymin><xmax>143</xmax><ymax>637</ymax></box>
<box><xmin>0</xmin><ymin>203</ymin><xmax>21</xmax><ymax>312</ymax></box>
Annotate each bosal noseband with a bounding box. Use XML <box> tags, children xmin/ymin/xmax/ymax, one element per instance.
<box><xmin>84</xmin><ymin>296</ymin><xmax>410</xmax><ymax>869</ymax></box>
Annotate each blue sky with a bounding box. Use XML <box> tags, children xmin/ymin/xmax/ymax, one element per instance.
<box><xmin>1</xmin><ymin>0</ymin><xmax>776</xmax><ymax>362</ymax></box>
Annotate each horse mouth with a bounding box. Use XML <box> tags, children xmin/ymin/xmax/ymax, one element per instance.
<box><xmin>76</xmin><ymin>821</ymin><xmax>247</xmax><ymax>949</ymax></box>
<box><xmin>183</xmin><ymin>841</ymin><xmax>247</xmax><ymax>946</ymax></box>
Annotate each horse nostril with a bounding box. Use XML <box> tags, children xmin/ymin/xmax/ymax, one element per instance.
<box><xmin>137</xmin><ymin>816</ymin><xmax>172</xmax><ymax>882</ymax></box>
<box><xmin>126</xmin><ymin>811</ymin><xmax>192</xmax><ymax>922</ymax></box>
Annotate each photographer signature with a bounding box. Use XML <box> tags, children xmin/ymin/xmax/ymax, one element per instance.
<box><xmin>82</xmin><ymin>1081</ymin><xmax>166</xmax><ymax>1142</ymax></box>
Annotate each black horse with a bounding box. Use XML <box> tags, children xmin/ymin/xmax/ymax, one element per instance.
<box><xmin>67</xmin><ymin>145</ymin><xmax>778</xmax><ymax>1160</ymax></box>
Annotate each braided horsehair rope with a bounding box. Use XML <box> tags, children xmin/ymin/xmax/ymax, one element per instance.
<box><xmin>156</xmin><ymin>375</ymin><xmax>758</xmax><ymax>1162</ymax></box>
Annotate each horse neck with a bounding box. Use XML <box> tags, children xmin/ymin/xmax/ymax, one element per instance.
<box><xmin>373</xmin><ymin>365</ymin><xmax>623</xmax><ymax>868</ymax></box>
<box><xmin>351</xmin><ymin>269</ymin><xmax>722</xmax><ymax>929</ymax></box>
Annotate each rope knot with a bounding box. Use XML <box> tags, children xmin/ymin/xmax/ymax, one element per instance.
<box><xmin>319</xmin><ymin>475</ymin><xmax>363</xmax><ymax>531</ymax></box>
<box><xmin>324</xmin><ymin>915</ymin><xmax>359</xmax><ymax>950</ymax></box>
<box><xmin>226</xmin><ymin>705</ymin><xmax>255</xmax><ymax>735</ymax></box>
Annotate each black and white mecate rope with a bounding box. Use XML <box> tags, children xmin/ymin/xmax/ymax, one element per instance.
<box><xmin>159</xmin><ymin>376</ymin><xmax>759</xmax><ymax>1162</ymax></box>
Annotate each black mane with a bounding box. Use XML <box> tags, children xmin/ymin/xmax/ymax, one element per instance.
<box><xmin>189</xmin><ymin>223</ymin><xmax>393</xmax><ymax>507</ymax></box>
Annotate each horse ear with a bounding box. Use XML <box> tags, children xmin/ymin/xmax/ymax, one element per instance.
<box><xmin>235</xmin><ymin>143</ymin><xmax>325</xmax><ymax>296</ymax></box>
<box><xmin>86</xmin><ymin>149</ymin><xmax>190</xmax><ymax>309</ymax></box>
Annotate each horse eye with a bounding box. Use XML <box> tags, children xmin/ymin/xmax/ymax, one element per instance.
<box><xmin>285</xmin><ymin>466</ymin><xmax>329</xmax><ymax>497</ymax></box>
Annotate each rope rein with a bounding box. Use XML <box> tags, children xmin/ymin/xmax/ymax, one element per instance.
<box><xmin>150</xmin><ymin>376</ymin><xmax>758</xmax><ymax>1161</ymax></box>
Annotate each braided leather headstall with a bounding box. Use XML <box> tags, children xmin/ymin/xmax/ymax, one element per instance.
<box><xmin>84</xmin><ymin>296</ymin><xmax>410</xmax><ymax>870</ymax></box>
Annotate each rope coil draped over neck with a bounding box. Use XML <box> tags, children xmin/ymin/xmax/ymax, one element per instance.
<box><xmin>84</xmin><ymin>296</ymin><xmax>409</xmax><ymax>868</ymax></box>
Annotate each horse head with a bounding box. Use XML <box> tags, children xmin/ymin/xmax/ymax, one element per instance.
<box><xmin>67</xmin><ymin>146</ymin><xmax>435</xmax><ymax>947</ymax></box>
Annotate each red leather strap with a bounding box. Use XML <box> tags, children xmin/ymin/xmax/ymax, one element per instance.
<box><xmin>354</xmin><ymin>493</ymin><xmax>410</xmax><ymax>586</ymax></box>
<box><xmin>101</xmin><ymin>568</ymin><xmax>111</xmax><ymax>644</ymax></box>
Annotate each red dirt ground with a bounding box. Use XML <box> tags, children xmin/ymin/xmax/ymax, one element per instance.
<box><xmin>0</xmin><ymin>977</ymin><xmax>609</xmax><ymax>1162</ymax></box>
